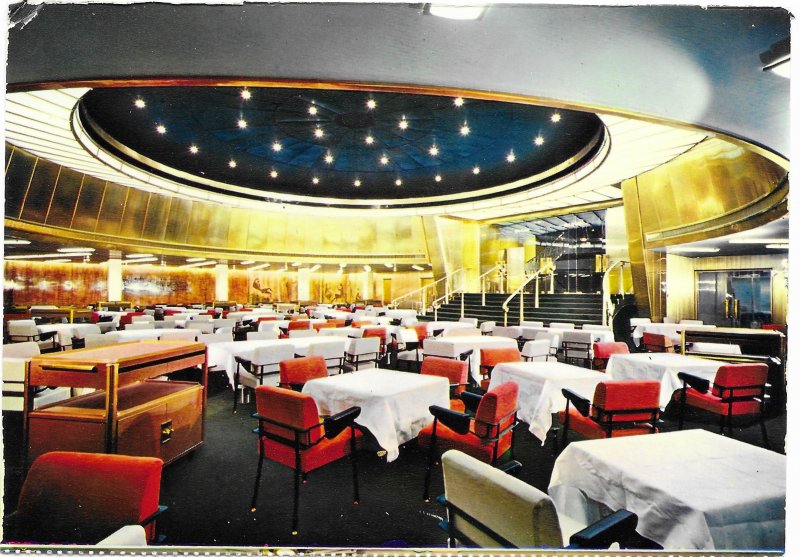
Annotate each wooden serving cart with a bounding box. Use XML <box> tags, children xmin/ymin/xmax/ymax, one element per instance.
<box><xmin>23</xmin><ymin>340</ymin><xmax>208</xmax><ymax>466</ymax></box>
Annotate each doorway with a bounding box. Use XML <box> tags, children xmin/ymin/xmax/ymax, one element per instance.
<box><xmin>696</xmin><ymin>269</ymin><xmax>772</xmax><ymax>328</ymax></box>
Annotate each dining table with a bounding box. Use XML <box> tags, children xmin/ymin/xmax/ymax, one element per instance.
<box><xmin>422</xmin><ymin>335</ymin><xmax>518</xmax><ymax>383</ymax></box>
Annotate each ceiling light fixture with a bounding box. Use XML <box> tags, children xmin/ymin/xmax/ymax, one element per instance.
<box><xmin>228</xmin><ymin>160</ymin><xmax>237</xmax><ymax>168</ymax></box>
<box><xmin>5</xmin><ymin>253</ymin><xmax>82</xmax><ymax>260</ymax></box>
<box><xmin>670</xmin><ymin>247</ymin><xmax>720</xmax><ymax>253</ymax></box>
<box><xmin>506</xmin><ymin>150</ymin><xmax>516</xmax><ymax>163</ymax></box>
<box><xmin>429</xmin><ymin>145</ymin><xmax>439</xmax><ymax>156</ymax></box>
<box><xmin>354</xmin><ymin>179</ymin><xmax>362</xmax><ymax>187</ymax></box>
<box><xmin>237</xmin><ymin>118</ymin><xmax>248</xmax><ymax>129</ymax></box>
<box><xmin>534</xmin><ymin>135</ymin><xmax>545</xmax><ymax>146</ymax></box>
<box><xmin>339</xmin><ymin>263</ymin><xmax>347</xmax><ymax>268</ymax></box>
<box><xmin>182</xmin><ymin>260</ymin><xmax>217</xmax><ymax>268</ymax></box>
<box><xmin>186</xmin><ymin>257</ymin><xmax>206</xmax><ymax>262</ymax></box>
<box><xmin>308</xmin><ymin>105</ymin><xmax>318</xmax><ymax>115</ymax></box>
<box><xmin>766</xmin><ymin>244</ymin><xmax>790</xmax><ymax>249</ymax></box>
<box><xmin>57</xmin><ymin>247</ymin><xmax>95</xmax><ymax>253</ymax></box>
<box><xmin>45</xmin><ymin>259</ymin><xmax>73</xmax><ymax>264</ymax></box>
<box><xmin>134</xmin><ymin>98</ymin><xmax>146</xmax><ymax>109</ymax></box>
<box><xmin>460</xmin><ymin>123</ymin><xmax>470</xmax><ymax>136</ymax></box>
<box><xmin>240</xmin><ymin>89</ymin><xmax>252</xmax><ymax>100</ymax></box>
<box><xmin>366</xmin><ymin>98</ymin><xmax>377</xmax><ymax>110</ymax></box>
<box><xmin>365</xmin><ymin>135</ymin><xmax>375</xmax><ymax>145</ymax></box>
<box><xmin>269</xmin><ymin>170</ymin><xmax>278</xmax><ymax>178</ymax></box>
<box><xmin>291</xmin><ymin>262</ymin><xmax>302</xmax><ymax>267</ymax></box>
<box><xmin>384</xmin><ymin>263</ymin><xmax>394</xmax><ymax>269</ymax></box>
<box><xmin>4</xmin><ymin>238</ymin><xmax>31</xmax><ymax>245</ymax></box>
<box><xmin>155</xmin><ymin>124</ymin><xmax>166</xmax><ymax>134</ymax></box>
<box><xmin>125</xmin><ymin>256</ymin><xmax>159</xmax><ymax>264</ymax></box>
<box><xmin>472</xmin><ymin>166</ymin><xmax>480</xmax><ymax>174</ymax></box>
<box><xmin>395</xmin><ymin>178</ymin><xmax>402</xmax><ymax>186</ymax></box>
<box><xmin>126</xmin><ymin>253</ymin><xmax>154</xmax><ymax>259</ymax></box>
<box><xmin>434</xmin><ymin>174</ymin><xmax>442</xmax><ymax>182</ymax></box>
<box><xmin>309</xmin><ymin>264</ymin><xmax>321</xmax><ymax>272</ymax></box>
<box><xmin>314</xmin><ymin>127</ymin><xmax>324</xmax><ymax>139</ymax></box>
<box><xmin>324</xmin><ymin>152</ymin><xmax>334</xmax><ymax>164</ymax></box>
<box><xmin>728</xmin><ymin>238</ymin><xmax>790</xmax><ymax>244</ymax></box>
<box><xmin>453</xmin><ymin>97</ymin><xmax>464</xmax><ymax>107</ymax></box>
<box><xmin>380</xmin><ymin>155</ymin><xmax>389</xmax><ymax>165</ymax></box>
<box><xmin>312</xmin><ymin>177</ymin><xmax>320</xmax><ymax>185</ymax></box>
<box><xmin>272</xmin><ymin>141</ymin><xmax>282</xmax><ymax>152</ymax></box>
<box><xmin>551</xmin><ymin>112</ymin><xmax>562</xmax><ymax>123</ymax></box>
<box><xmin>189</xmin><ymin>145</ymin><xmax>199</xmax><ymax>154</ymax></box>
<box><xmin>240</xmin><ymin>260</ymin><xmax>255</xmax><ymax>265</ymax></box>
<box><xmin>398</xmin><ymin>117</ymin><xmax>408</xmax><ymax>130</ymax></box>
<box><xmin>249</xmin><ymin>262</ymin><xmax>271</xmax><ymax>270</ymax></box>
<box><xmin>424</xmin><ymin>4</ymin><xmax>487</xmax><ymax>20</ymax></box>
<box><xmin>363</xmin><ymin>265</ymin><xmax>372</xmax><ymax>273</ymax></box>
<box><xmin>411</xmin><ymin>265</ymin><xmax>425</xmax><ymax>271</ymax></box>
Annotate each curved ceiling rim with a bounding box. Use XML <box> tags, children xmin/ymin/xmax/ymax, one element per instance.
<box><xmin>73</xmin><ymin>93</ymin><xmax>607</xmax><ymax>209</ymax></box>
<box><xmin>7</xmin><ymin>76</ymin><xmax>789</xmax><ymax>171</ymax></box>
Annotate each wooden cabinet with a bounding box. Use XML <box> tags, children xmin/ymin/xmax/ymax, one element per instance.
<box><xmin>24</xmin><ymin>341</ymin><xmax>207</xmax><ymax>466</ymax></box>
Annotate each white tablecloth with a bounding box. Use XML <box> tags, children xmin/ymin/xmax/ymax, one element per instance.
<box><xmin>632</xmin><ymin>323</ymin><xmax>716</xmax><ymax>344</ymax></box>
<box><xmin>425</xmin><ymin>321</ymin><xmax>474</xmax><ymax>336</ymax></box>
<box><xmin>94</xmin><ymin>310</ymin><xmax>133</xmax><ymax>325</ymax></box>
<box><xmin>423</xmin><ymin>336</ymin><xmax>518</xmax><ymax>383</ymax></box>
<box><xmin>276</xmin><ymin>318</ymin><xmax>328</xmax><ymax>330</ymax></box>
<box><xmin>36</xmin><ymin>323</ymin><xmax>100</xmax><ymax>347</ymax></box>
<box><xmin>383</xmin><ymin>309</ymin><xmax>417</xmax><ymax>319</ymax></box>
<box><xmin>114</xmin><ymin>329</ymin><xmax>165</xmax><ymax>342</ymax></box>
<box><xmin>310</xmin><ymin>309</ymin><xmax>353</xmax><ymax>320</ymax></box>
<box><xmin>606</xmin><ymin>352</ymin><xmax>721</xmax><ymax>408</ymax></box>
<box><xmin>548</xmin><ymin>429</ymin><xmax>786</xmax><ymax>550</ymax></box>
<box><xmin>489</xmin><ymin>361</ymin><xmax>606</xmax><ymax>444</ymax></box>
<box><xmin>206</xmin><ymin>337</ymin><xmax>346</xmax><ymax>385</ymax></box>
<box><xmin>302</xmin><ymin>369</ymin><xmax>449</xmax><ymax>462</ymax></box>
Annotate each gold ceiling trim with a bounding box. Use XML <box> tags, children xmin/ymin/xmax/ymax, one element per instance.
<box><xmin>478</xmin><ymin>199</ymin><xmax>623</xmax><ymax>226</ymax></box>
<box><xmin>9</xmin><ymin>76</ymin><xmax>788</xmax><ymax>169</ymax></box>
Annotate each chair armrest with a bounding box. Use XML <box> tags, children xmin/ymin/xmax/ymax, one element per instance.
<box><xmin>562</xmin><ymin>388</ymin><xmax>591</xmax><ymax>417</ymax></box>
<box><xmin>460</xmin><ymin>390</ymin><xmax>483</xmax><ymax>414</ymax></box>
<box><xmin>432</xmin><ymin>328</ymin><xmax>444</xmax><ymax>337</ymax></box>
<box><xmin>677</xmin><ymin>372</ymin><xmax>709</xmax><ymax>393</ymax></box>
<box><xmin>38</xmin><ymin>331</ymin><xmax>58</xmax><ymax>342</ymax></box>
<box><xmin>234</xmin><ymin>356</ymin><xmax>251</xmax><ymax>371</ymax></box>
<box><xmin>430</xmin><ymin>405</ymin><xmax>471</xmax><ymax>434</ymax></box>
<box><xmin>498</xmin><ymin>459</ymin><xmax>523</xmax><ymax>476</ymax></box>
<box><xmin>458</xmin><ymin>348</ymin><xmax>474</xmax><ymax>361</ymax></box>
<box><xmin>323</xmin><ymin>406</ymin><xmax>362</xmax><ymax>439</ymax></box>
<box><xmin>140</xmin><ymin>505</ymin><xmax>168</xmax><ymax>527</ymax></box>
<box><xmin>567</xmin><ymin>509</ymin><xmax>638</xmax><ymax>549</ymax></box>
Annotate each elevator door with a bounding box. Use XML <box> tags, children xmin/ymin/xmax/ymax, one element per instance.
<box><xmin>696</xmin><ymin>270</ymin><xmax>772</xmax><ymax>328</ymax></box>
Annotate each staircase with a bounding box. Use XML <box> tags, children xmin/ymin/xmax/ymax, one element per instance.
<box><xmin>428</xmin><ymin>292</ymin><xmax>604</xmax><ymax>326</ymax></box>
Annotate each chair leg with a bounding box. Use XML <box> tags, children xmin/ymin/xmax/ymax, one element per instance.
<box><xmin>350</xmin><ymin>428</ymin><xmax>360</xmax><ymax>504</ymax></box>
<box><xmin>250</xmin><ymin>445</ymin><xmax>264</xmax><ymax>511</ymax></box>
<box><xmin>292</xmin><ymin>467</ymin><xmax>301</xmax><ymax>535</ymax></box>
<box><xmin>677</xmin><ymin>389</ymin><xmax>686</xmax><ymax>430</ymax></box>
<box><xmin>423</xmin><ymin>423</ymin><xmax>438</xmax><ymax>502</ymax></box>
<box><xmin>759</xmin><ymin>412</ymin><xmax>771</xmax><ymax>450</ymax></box>
<box><xmin>233</xmin><ymin>373</ymin><xmax>239</xmax><ymax>414</ymax></box>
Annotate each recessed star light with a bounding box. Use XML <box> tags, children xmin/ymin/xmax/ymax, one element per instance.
<box><xmin>534</xmin><ymin>135</ymin><xmax>545</xmax><ymax>146</ymax></box>
<box><xmin>454</xmin><ymin>97</ymin><xmax>464</xmax><ymax>107</ymax></box>
<box><xmin>228</xmin><ymin>160</ymin><xmax>237</xmax><ymax>168</ymax></box>
<box><xmin>460</xmin><ymin>123</ymin><xmax>470</xmax><ymax>136</ymax></box>
<box><xmin>272</xmin><ymin>141</ymin><xmax>283</xmax><ymax>152</ymax></box>
<box><xmin>189</xmin><ymin>145</ymin><xmax>199</xmax><ymax>154</ymax></box>
<box><xmin>308</xmin><ymin>105</ymin><xmax>318</xmax><ymax>115</ymax></box>
<box><xmin>365</xmin><ymin>135</ymin><xmax>374</xmax><ymax>145</ymax></box>
<box><xmin>324</xmin><ymin>152</ymin><xmax>334</xmax><ymax>164</ymax></box>
<box><xmin>312</xmin><ymin>177</ymin><xmax>320</xmax><ymax>185</ymax></box>
<box><xmin>354</xmin><ymin>179</ymin><xmax>362</xmax><ymax>187</ymax></box>
<box><xmin>435</xmin><ymin>174</ymin><xmax>442</xmax><ymax>182</ymax></box>
<box><xmin>237</xmin><ymin>118</ymin><xmax>248</xmax><ymax>129</ymax></box>
<box><xmin>240</xmin><ymin>89</ymin><xmax>252</xmax><ymax>100</ymax></box>
<box><xmin>366</xmin><ymin>98</ymin><xmax>377</xmax><ymax>110</ymax></box>
<box><xmin>379</xmin><ymin>155</ymin><xmax>389</xmax><ymax>165</ymax></box>
<box><xmin>398</xmin><ymin>117</ymin><xmax>409</xmax><ymax>130</ymax></box>
<box><xmin>395</xmin><ymin>178</ymin><xmax>402</xmax><ymax>186</ymax></box>
<box><xmin>429</xmin><ymin>145</ymin><xmax>439</xmax><ymax>156</ymax></box>
<box><xmin>314</xmin><ymin>127</ymin><xmax>325</xmax><ymax>138</ymax></box>
<box><xmin>550</xmin><ymin>112</ymin><xmax>561</xmax><ymax>123</ymax></box>
<box><xmin>506</xmin><ymin>150</ymin><xmax>516</xmax><ymax>163</ymax></box>
<box><xmin>134</xmin><ymin>98</ymin><xmax>146</xmax><ymax>109</ymax></box>
<box><xmin>269</xmin><ymin>170</ymin><xmax>278</xmax><ymax>178</ymax></box>
<box><xmin>155</xmin><ymin>124</ymin><xmax>167</xmax><ymax>134</ymax></box>
<box><xmin>472</xmin><ymin>166</ymin><xmax>481</xmax><ymax>174</ymax></box>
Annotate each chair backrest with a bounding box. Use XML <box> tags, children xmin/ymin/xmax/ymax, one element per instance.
<box><xmin>7</xmin><ymin>319</ymin><xmax>37</xmax><ymax>336</ymax></box>
<box><xmin>319</xmin><ymin>327</ymin><xmax>352</xmax><ymax>337</ymax></box>
<box><xmin>347</xmin><ymin>336</ymin><xmax>380</xmax><ymax>355</ymax></box>
<box><xmin>248</xmin><ymin>330</ymin><xmax>279</xmax><ymax>341</ymax></box>
<box><xmin>327</xmin><ymin>319</ymin><xmax>347</xmax><ymax>328</ymax></box>
<box><xmin>642</xmin><ymin>332</ymin><xmax>672</xmax><ymax>352</ymax></box>
<box><xmin>279</xmin><ymin>355</ymin><xmax>328</xmax><ymax>387</ymax></box>
<box><xmin>362</xmin><ymin>326</ymin><xmax>387</xmax><ymax>342</ymax></box>
<box><xmin>679</xmin><ymin>319</ymin><xmax>703</xmax><ymax>325</ymax></box>
<box><xmin>458</xmin><ymin>317</ymin><xmax>479</xmax><ymax>327</ymax></box>
<box><xmin>289</xmin><ymin>329</ymin><xmax>318</xmax><ymax>338</ymax></box>
<box><xmin>131</xmin><ymin>315</ymin><xmax>155</xmax><ymax>323</ymax></box>
<box><xmin>442</xmin><ymin>449</ymin><xmax>563</xmax><ymax>548</ymax></box>
<box><xmin>396</xmin><ymin>328</ymin><xmax>420</xmax><ymax>346</ymax></box>
<box><xmin>158</xmin><ymin>329</ymin><xmax>197</xmax><ymax>342</ymax></box>
<box><xmin>255</xmin><ymin>385</ymin><xmax>323</xmax><ymax>446</ymax></box>
<box><xmin>712</xmin><ymin>363</ymin><xmax>768</xmax><ymax>398</ymax></box>
<box><xmin>474</xmin><ymin>382</ymin><xmax>519</xmax><ymax>438</ymax></box>
<box><xmin>185</xmin><ymin>321</ymin><xmax>214</xmax><ymax>333</ymax></box>
<box><xmin>14</xmin><ymin>451</ymin><xmax>163</xmax><ymax>544</ymax></box>
<box><xmin>562</xmin><ymin>330</ymin><xmax>593</xmax><ymax>344</ymax></box>
<box><xmin>197</xmin><ymin>332</ymin><xmax>233</xmax><ymax>345</ymax></box>
<box><xmin>520</xmin><ymin>320</ymin><xmax>544</xmax><ymax>328</ymax></box>
<box><xmin>2</xmin><ymin>341</ymin><xmax>41</xmax><ymax>359</ymax></box>
<box><xmin>187</xmin><ymin>314</ymin><xmax>213</xmax><ymax>322</ymax></box>
<box><xmin>581</xmin><ymin>324</ymin><xmax>610</xmax><ymax>331</ymax></box>
<box><xmin>125</xmin><ymin>322</ymin><xmax>155</xmax><ymax>330</ymax></box>
<box><xmin>413</xmin><ymin>323</ymin><xmax>428</xmax><ymax>342</ymax></box>
<box><xmin>252</xmin><ymin>343</ymin><xmax>296</xmax><ymax>367</ymax></box>
<box><xmin>549</xmin><ymin>322</ymin><xmax>575</xmax><ymax>330</ymax></box>
<box><xmin>214</xmin><ymin>318</ymin><xmax>237</xmax><ymax>329</ymax></box>
<box><xmin>479</xmin><ymin>321</ymin><xmax>496</xmax><ymax>333</ymax></box>
<box><xmin>258</xmin><ymin>321</ymin><xmax>280</xmax><ymax>332</ymax></box>
<box><xmin>420</xmin><ymin>356</ymin><xmax>468</xmax><ymax>389</ymax></box>
<box><xmin>662</xmin><ymin>316</ymin><xmax>676</xmax><ymax>324</ymax></box>
<box><xmin>534</xmin><ymin>331</ymin><xmax>558</xmax><ymax>348</ymax></box>
<box><xmin>306</xmin><ymin>338</ymin><xmax>347</xmax><ymax>361</ymax></box>
<box><xmin>629</xmin><ymin>318</ymin><xmax>652</xmax><ymax>327</ymax></box>
<box><xmin>118</xmin><ymin>312</ymin><xmax>146</xmax><ymax>326</ymax></box>
<box><xmin>72</xmin><ymin>324</ymin><xmax>102</xmax><ymax>339</ymax></box>
<box><xmin>85</xmin><ymin>333</ymin><xmax>120</xmax><ymax>347</ymax></box>
<box><xmin>443</xmin><ymin>327</ymin><xmax>482</xmax><ymax>338</ymax></box>
<box><xmin>288</xmin><ymin>320</ymin><xmax>312</xmax><ymax>330</ymax></box>
<box><xmin>592</xmin><ymin>342</ymin><xmax>629</xmax><ymax>360</ymax></box>
<box><xmin>592</xmin><ymin>380</ymin><xmax>660</xmax><ymax>422</ymax></box>
<box><xmin>521</xmin><ymin>339</ymin><xmax>550</xmax><ymax>360</ymax></box>
<box><xmin>313</xmin><ymin>322</ymin><xmax>336</xmax><ymax>331</ymax></box>
<box><xmin>480</xmin><ymin>347</ymin><xmax>521</xmax><ymax>369</ymax></box>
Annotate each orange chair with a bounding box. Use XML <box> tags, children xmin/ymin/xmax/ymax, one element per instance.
<box><xmin>278</xmin><ymin>355</ymin><xmax>329</xmax><ymax>391</ymax></box>
<box><xmin>642</xmin><ymin>332</ymin><xmax>675</xmax><ymax>353</ymax></box>
<box><xmin>418</xmin><ymin>382</ymin><xmax>519</xmax><ymax>501</ymax></box>
<box><xmin>8</xmin><ymin>451</ymin><xmax>165</xmax><ymax>544</ymax></box>
<box><xmin>289</xmin><ymin>315</ymin><xmax>309</xmax><ymax>321</ymax></box>
<box><xmin>479</xmin><ymin>347</ymin><xmax>521</xmax><ymax>390</ymax></box>
<box><xmin>362</xmin><ymin>326</ymin><xmax>388</xmax><ymax>363</ymax></box>
<box><xmin>258</xmin><ymin>316</ymin><xmax>279</xmax><ymax>322</ymax></box>
<box><xmin>592</xmin><ymin>341</ymin><xmax>629</xmax><ymax>372</ymax></box>
<box><xmin>558</xmin><ymin>380</ymin><xmax>660</xmax><ymax>450</ymax></box>
<box><xmin>313</xmin><ymin>322</ymin><xmax>335</xmax><ymax>331</ymax></box>
<box><xmin>328</xmin><ymin>319</ymin><xmax>347</xmax><ymax>328</ymax></box>
<box><xmin>251</xmin><ymin>386</ymin><xmax>362</xmax><ymax>534</ymax></box>
<box><xmin>420</xmin><ymin>356</ymin><xmax>469</xmax><ymax>412</ymax></box>
<box><xmin>413</xmin><ymin>322</ymin><xmax>429</xmax><ymax>343</ymax></box>
<box><xmin>675</xmin><ymin>363</ymin><xmax>770</xmax><ymax>448</ymax></box>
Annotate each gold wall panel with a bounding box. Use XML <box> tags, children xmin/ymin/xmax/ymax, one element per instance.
<box><xmin>4</xmin><ymin>147</ymin><xmax>37</xmax><ymax>218</ymax></box>
<box><xmin>118</xmin><ymin>187</ymin><xmax>150</xmax><ymax>238</ymax></box>
<box><xmin>46</xmin><ymin>167</ymin><xmax>82</xmax><ymax>229</ymax></box>
<box><xmin>186</xmin><ymin>202</ymin><xmax>214</xmax><ymax>246</ymax></box>
<box><xmin>164</xmin><ymin>197</ymin><xmax>193</xmax><ymax>245</ymax></box>
<box><xmin>95</xmin><ymin>182</ymin><xmax>127</xmax><ymax>235</ymax></box>
<box><xmin>204</xmin><ymin>203</ymin><xmax>232</xmax><ymax>248</ymax></box>
<box><xmin>621</xmin><ymin>177</ymin><xmax>653</xmax><ymax>316</ymax></box>
<box><xmin>141</xmin><ymin>194</ymin><xmax>171</xmax><ymax>242</ymax></box>
<box><xmin>19</xmin><ymin>159</ymin><xmax>58</xmax><ymax>224</ymax></box>
<box><xmin>72</xmin><ymin>175</ymin><xmax>105</xmax><ymax>232</ymax></box>
<box><xmin>226</xmin><ymin>206</ymin><xmax>251</xmax><ymax>249</ymax></box>
<box><xmin>665</xmin><ymin>254</ymin><xmax>697</xmax><ymax>321</ymax></box>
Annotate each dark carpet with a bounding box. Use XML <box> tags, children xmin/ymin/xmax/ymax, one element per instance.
<box><xmin>2</xmin><ymin>364</ymin><xmax>787</xmax><ymax>548</ymax></box>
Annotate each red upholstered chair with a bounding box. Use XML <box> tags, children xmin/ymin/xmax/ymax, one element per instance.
<box><xmin>675</xmin><ymin>363</ymin><xmax>770</xmax><ymax>448</ymax></box>
<box><xmin>642</xmin><ymin>332</ymin><xmax>675</xmax><ymax>353</ymax></box>
<box><xmin>592</xmin><ymin>341</ymin><xmax>629</xmax><ymax>372</ymax></box>
<box><xmin>118</xmin><ymin>312</ymin><xmax>146</xmax><ymax>328</ymax></box>
<box><xmin>313</xmin><ymin>321</ymin><xmax>335</xmax><ymax>331</ymax></box>
<box><xmin>258</xmin><ymin>316</ymin><xmax>279</xmax><ymax>322</ymax></box>
<box><xmin>418</xmin><ymin>382</ymin><xmax>519</xmax><ymax>501</ymax></box>
<box><xmin>288</xmin><ymin>319</ymin><xmax>312</xmax><ymax>330</ymax></box>
<box><xmin>761</xmin><ymin>323</ymin><xmax>786</xmax><ymax>333</ymax></box>
<box><xmin>8</xmin><ymin>451</ymin><xmax>164</xmax><ymax>544</ymax></box>
<box><xmin>558</xmin><ymin>380</ymin><xmax>660</xmax><ymax>450</ymax></box>
<box><xmin>251</xmin><ymin>386</ymin><xmax>363</xmax><ymax>534</ymax></box>
<box><xmin>279</xmin><ymin>355</ymin><xmax>329</xmax><ymax>391</ymax></box>
<box><xmin>362</xmin><ymin>326</ymin><xmax>388</xmax><ymax>362</ymax></box>
<box><xmin>420</xmin><ymin>356</ymin><xmax>469</xmax><ymax>412</ymax></box>
<box><xmin>413</xmin><ymin>322</ymin><xmax>429</xmax><ymax>343</ymax></box>
<box><xmin>289</xmin><ymin>315</ymin><xmax>309</xmax><ymax>322</ymax></box>
<box><xmin>479</xmin><ymin>347</ymin><xmax>521</xmax><ymax>390</ymax></box>
<box><xmin>327</xmin><ymin>318</ymin><xmax>347</xmax><ymax>328</ymax></box>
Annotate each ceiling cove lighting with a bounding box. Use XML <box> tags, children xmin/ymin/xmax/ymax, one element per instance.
<box><xmin>384</xmin><ymin>263</ymin><xmax>394</xmax><ymax>269</ymax></box>
<box><xmin>124</xmin><ymin>257</ymin><xmax>159</xmax><ymax>264</ymax></box>
<box><xmin>126</xmin><ymin>253</ymin><xmax>154</xmax><ymax>259</ymax></box>
<box><xmin>57</xmin><ymin>247</ymin><xmax>95</xmax><ymax>253</ymax></box>
<box><xmin>45</xmin><ymin>259</ymin><xmax>73</xmax><ymax>264</ymax></box>
<box><xmin>766</xmin><ymin>244</ymin><xmax>790</xmax><ymax>249</ymax></box>
<box><xmin>4</xmin><ymin>238</ymin><xmax>31</xmax><ymax>245</ymax></box>
<box><xmin>291</xmin><ymin>262</ymin><xmax>302</xmax><ymax>267</ymax></box>
<box><xmin>186</xmin><ymin>257</ymin><xmax>206</xmax><ymax>262</ymax></box>
<box><xmin>6</xmin><ymin>253</ymin><xmax>83</xmax><ymax>260</ymax></box>
<box><xmin>411</xmin><ymin>265</ymin><xmax>425</xmax><ymax>271</ymax></box>
<box><xmin>670</xmin><ymin>247</ymin><xmax>720</xmax><ymax>253</ymax></box>
<box><xmin>249</xmin><ymin>262</ymin><xmax>271</xmax><ymax>270</ymax></box>
<box><xmin>728</xmin><ymin>238</ymin><xmax>790</xmax><ymax>244</ymax></box>
<box><xmin>182</xmin><ymin>260</ymin><xmax>218</xmax><ymax>268</ymax></box>
<box><xmin>309</xmin><ymin>264</ymin><xmax>321</xmax><ymax>272</ymax></box>
<box><xmin>424</xmin><ymin>4</ymin><xmax>487</xmax><ymax>20</ymax></box>
<box><xmin>239</xmin><ymin>260</ymin><xmax>255</xmax><ymax>265</ymax></box>
<box><xmin>363</xmin><ymin>265</ymin><xmax>372</xmax><ymax>273</ymax></box>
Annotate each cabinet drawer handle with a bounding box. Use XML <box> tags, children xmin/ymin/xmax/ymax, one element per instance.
<box><xmin>161</xmin><ymin>420</ymin><xmax>173</xmax><ymax>444</ymax></box>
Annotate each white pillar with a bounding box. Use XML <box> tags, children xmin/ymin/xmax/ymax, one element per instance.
<box><xmin>107</xmin><ymin>252</ymin><xmax>122</xmax><ymax>301</ymax></box>
<box><xmin>215</xmin><ymin>262</ymin><xmax>229</xmax><ymax>301</ymax></box>
<box><xmin>297</xmin><ymin>268</ymin><xmax>311</xmax><ymax>301</ymax></box>
<box><xmin>361</xmin><ymin>272</ymin><xmax>372</xmax><ymax>302</ymax></box>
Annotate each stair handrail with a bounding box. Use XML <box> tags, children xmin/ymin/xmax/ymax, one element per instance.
<box><xmin>392</xmin><ymin>268</ymin><xmax>464</xmax><ymax>316</ymax></box>
<box><xmin>501</xmin><ymin>269</ymin><xmax>545</xmax><ymax>327</ymax></box>
<box><xmin>479</xmin><ymin>263</ymin><xmax>505</xmax><ymax>305</ymax></box>
<box><xmin>431</xmin><ymin>269</ymin><xmax>467</xmax><ymax>319</ymax></box>
<box><xmin>602</xmin><ymin>260</ymin><xmax>629</xmax><ymax>326</ymax></box>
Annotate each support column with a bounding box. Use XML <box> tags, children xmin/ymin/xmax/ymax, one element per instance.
<box><xmin>215</xmin><ymin>262</ymin><xmax>229</xmax><ymax>302</ymax></box>
<box><xmin>297</xmin><ymin>268</ymin><xmax>311</xmax><ymax>302</ymax></box>
<box><xmin>107</xmin><ymin>250</ymin><xmax>122</xmax><ymax>301</ymax></box>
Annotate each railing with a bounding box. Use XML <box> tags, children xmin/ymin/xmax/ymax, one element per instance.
<box><xmin>431</xmin><ymin>269</ymin><xmax>467</xmax><ymax>320</ymax></box>
<box><xmin>479</xmin><ymin>263</ymin><xmax>505</xmax><ymax>305</ymax></box>
<box><xmin>391</xmin><ymin>268</ymin><xmax>464</xmax><ymax>316</ymax></box>
<box><xmin>602</xmin><ymin>260</ymin><xmax>629</xmax><ymax>326</ymax></box>
<box><xmin>501</xmin><ymin>269</ymin><xmax>545</xmax><ymax>326</ymax></box>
